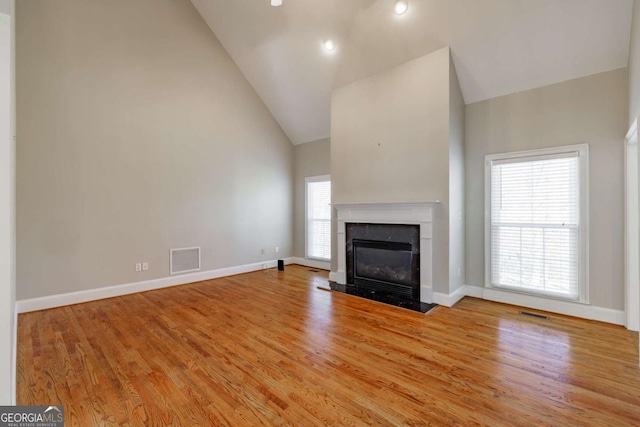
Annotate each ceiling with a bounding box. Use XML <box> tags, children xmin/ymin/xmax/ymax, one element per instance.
<box><xmin>191</xmin><ymin>0</ymin><xmax>634</xmax><ymax>145</ymax></box>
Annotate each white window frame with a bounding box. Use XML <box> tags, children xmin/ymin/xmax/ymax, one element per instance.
<box><xmin>305</xmin><ymin>174</ymin><xmax>331</xmax><ymax>261</ymax></box>
<box><xmin>484</xmin><ymin>144</ymin><xmax>589</xmax><ymax>303</ymax></box>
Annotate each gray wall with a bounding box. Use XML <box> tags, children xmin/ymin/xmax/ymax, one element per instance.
<box><xmin>465</xmin><ymin>68</ymin><xmax>628</xmax><ymax>310</ymax></box>
<box><xmin>293</xmin><ymin>138</ymin><xmax>330</xmax><ymax>259</ymax></box>
<box><xmin>16</xmin><ymin>0</ymin><xmax>294</xmax><ymax>300</ymax></box>
<box><xmin>631</xmin><ymin>0</ymin><xmax>640</xmax><ymax>128</ymax></box>
<box><xmin>448</xmin><ymin>55</ymin><xmax>465</xmax><ymax>293</ymax></box>
<box><xmin>330</xmin><ymin>47</ymin><xmax>454</xmax><ymax>294</ymax></box>
<box><xmin>331</xmin><ymin>48</ymin><xmax>450</xmax><ymax>206</ymax></box>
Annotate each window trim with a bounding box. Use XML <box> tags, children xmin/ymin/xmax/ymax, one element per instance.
<box><xmin>305</xmin><ymin>174</ymin><xmax>331</xmax><ymax>261</ymax></box>
<box><xmin>484</xmin><ymin>144</ymin><xmax>589</xmax><ymax>303</ymax></box>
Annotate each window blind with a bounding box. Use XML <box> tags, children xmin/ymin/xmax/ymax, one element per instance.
<box><xmin>490</xmin><ymin>153</ymin><xmax>580</xmax><ymax>299</ymax></box>
<box><xmin>307</xmin><ymin>180</ymin><xmax>331</xmax><ymax>260</ymax></box>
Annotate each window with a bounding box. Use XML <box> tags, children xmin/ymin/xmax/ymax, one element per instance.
<box><xmin>306</xmin><ymin>175</ymin><xmax>331</xmax><ymax>260</ymax></box>
<box><xmin>485</xmin><ymin>145</ymin><xmax>588</xmax><ymax>302</ymax></box>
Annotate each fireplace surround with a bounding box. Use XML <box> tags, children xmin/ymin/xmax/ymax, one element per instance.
<box><xmin>331</xmin><ymin>202</ymin><xmax>438</xmax><ymax>304</ymax></box>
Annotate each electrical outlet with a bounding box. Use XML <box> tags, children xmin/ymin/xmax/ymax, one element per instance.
<box><xmin>135</xmin><ymin>263</ymin><xmax>142</xmax><ymax>272</ymax></box>
<box><xmin>275</xmin><ymin>246</ymin><xmax>279</xmax><ymax>253</ymax></box>
<box><xmin>262</xmin><ymin>263</ymin><xmax>267</xmax><ymax>270</ymax></box>
<box><xmin>261</xmin><ymin>248</ymin><xmax>265</xmax><ymax>255</ymax></box>
<box><xmin>142</xmin><ymin>262</ymin><xmax>149</xmax><ymax>271</ymax></box>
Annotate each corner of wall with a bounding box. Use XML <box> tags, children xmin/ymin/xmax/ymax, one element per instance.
<box><xmin>629</xmin><ymin>0</ymin><xmax>640</xmax><ymax>129</ymax></box>
<box><xmin>0</xmin><ymin>0</ymin><xmax>15</xmax><ymax>405</ymax></box>
<box><xmin>16</xmin><ymin>0</ymin><xmax>295</xmax><ymax>301</ymax></box>
<box><xmin>448</xmin><ymin>50</ymin><xmax>466</xmax><ymax>293</ymax></box>
<box><xmin>292</xmin><ymin>138</ymin><xmax>331</xmax><ymax>260</ymax></box>
<box><xmin>9</xmin><ymin>0</ymin><xmax>15</xmax><ymax>404</ymax></box>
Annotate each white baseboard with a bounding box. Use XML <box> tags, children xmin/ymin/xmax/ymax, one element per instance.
<box><xmin>11</xmin><ymin>305</ymin><xmax>17</xmax><ymax>405</ymax></box>
<box><xmin>433</xmin><ymin>286</ymin><xmax>466</xmax><ymax>307</ymax></box>
<box><xmin>16</xmin><ymin>259</ymin><xmax>283</xmax><ymax>314</ymax></box>
<box><xmin>462</xmin><ymin>285</ymin><xmax>625</xmax><ymax>326</ymax></box>
<box><xmin>420</xmin><ymin>286</ymin><xmax>434</xmax><ymax>304</ymax></box>
<box><xmin>329</xmin><ymin>271</ymin><xmax>345</xmax><ymax>284</ymax></box>
<box><xmin>286</xmin><ymin>257</ymin><xmax>330</xmax><ymax>271</ymax></box>
<box><xmin>22</xmin><ymin>264</ymin><xmax>624</xmax><ymax>326</ymax></box>
<box><xmin>462</xmin><ymin>285</ymin><xmax>484</xmax><ymax>298</ymax></box>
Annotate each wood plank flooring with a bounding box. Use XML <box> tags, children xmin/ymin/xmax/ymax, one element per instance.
<box><xmin>17</xmin><ymin>265</ymin><xmax>640</xmax><ymax>426</ymax></box>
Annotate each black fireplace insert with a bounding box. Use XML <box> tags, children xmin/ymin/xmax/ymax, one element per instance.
<box><xmin>346</xmin><ymin>223</ymin><xmax>420</xmax><ymax>298</ymax></box>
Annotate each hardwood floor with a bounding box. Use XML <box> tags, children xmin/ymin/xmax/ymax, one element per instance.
<box><xmin>17</xmin><ymin>265</ymin><xmax>640</xmax><ymax>426</ymax></box>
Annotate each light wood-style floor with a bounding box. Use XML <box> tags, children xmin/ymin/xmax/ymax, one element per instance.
<box><xmin>17</xmin><ymin>265</ymin><xmax>640</xmax><ymax>426</ymax></box>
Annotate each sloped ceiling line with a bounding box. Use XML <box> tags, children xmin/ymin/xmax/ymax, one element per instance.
<box><xmin>191</xmin><ymin>0</ymin><xmax>633</xmax><ymax>145</ymax></box>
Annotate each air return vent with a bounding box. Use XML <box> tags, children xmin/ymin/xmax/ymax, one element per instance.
<box><xmin>170</xmin><ymin>247</ymin><xmax>201</xmax><ymax>275</ymax></box>
<box><xmin>519</xmin><ymin>311</ymin><xmax>550</xmax><ymax>320</ymax></box>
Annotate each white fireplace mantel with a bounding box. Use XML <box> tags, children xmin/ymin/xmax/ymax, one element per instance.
<box><xmin>329</xmin><ymin>202</ymin><xmax>440</xmax><ymax>304</ymax></box>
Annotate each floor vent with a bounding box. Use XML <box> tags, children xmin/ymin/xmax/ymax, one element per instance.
<box><xmin>519</xmin><ymin>311</ymin><xmax>550</xmax><ymax>320</ymax></box>
<box><xmin>170</xmin><ymin>247</ymin><xmax>201</xmax><ymax>275</ymax></box>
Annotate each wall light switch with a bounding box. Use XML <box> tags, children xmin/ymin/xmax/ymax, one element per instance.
<box><xmin>135</xmin><ymin>263</ymin><xmax>142</xmax><ymax>272</ymax></box>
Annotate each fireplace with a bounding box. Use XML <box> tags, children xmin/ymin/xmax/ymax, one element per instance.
<box><xmin>331</xmin><ymin>202</ymin><xmax>436</xmax><ymax>304</ymax></box>
<box><xmin>346</xmin><ymin>223</ymin><xmax>420</xmax><ymax>298</ymax></box>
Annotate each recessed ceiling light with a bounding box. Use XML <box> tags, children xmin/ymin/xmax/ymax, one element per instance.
<box><xmin>323</xmin><ymin>40</ymin><xmax>336</xmax><ymax>52</ymax></box>
<box><xmin>271</xmin><ymin>0</ymin><xmax>282</xmax><ymax>6</ymax></box>
<box><xmin>394</xmin><ymin>0</ymin><xmax>408</xmax><ymax>15</ymax></box>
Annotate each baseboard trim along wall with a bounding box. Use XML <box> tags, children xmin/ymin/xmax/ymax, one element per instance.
<box><xmin>287</xmin><ymin>257</ymin><xmax>331</xmax><ymax>271</ymax></box>
<box><xmin>433</xmin><ymin>286</ymin><xmax>467</xmax><ymax>307</ymax></box>
<box><xmin>16</xmin><ymin>258</ymin><xmax>324</xmax><ymax>314</ymax></box>
<box><xmin>457</xmin><ymin>285</ymin><xmax>625</xmax><ymax>326</ymax></box>
<box><xmin>16</xmin><ymin>261</ymin><xmax>624</xmax><ymax>326</ymax></box>
<box><xmin>328</xmin><ymin>271</ymin><xmax>625</xmax><ymax>326</ymax></box>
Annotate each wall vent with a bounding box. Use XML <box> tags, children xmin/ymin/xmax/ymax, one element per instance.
<box><xmin>170</xmin><ymin>247</ymin><xmax>201</xmax><ymax>275</ymax></box>
<box><xmin>519</xmin><ymin>311</ymin><xmax>550</xmax><ymax>320</ymax></box>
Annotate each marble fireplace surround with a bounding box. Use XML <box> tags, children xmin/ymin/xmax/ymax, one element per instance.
<box><xmin>330</xmin><ymin>202</ymin><xmax>439</xmax><ymax>304</ymax></box>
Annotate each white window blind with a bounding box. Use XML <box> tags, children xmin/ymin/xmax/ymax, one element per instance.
<box><xmin>489</xmin><ymin>151</ymin><xmax>583</xmax><ymax>300</ymax></box>
<box><xmin>306</xmin><ymin>178</ymin><xmax>331</xmax><ymax>260</ymax></box>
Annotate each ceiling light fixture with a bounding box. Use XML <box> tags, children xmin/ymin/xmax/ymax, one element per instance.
<box><xmin>271</xmin><ymin>0</ymin><xmax>282</xmax><ymax>6</ymax></box>
<box><xmin>393</xmin><ymin>0</ymin><xmax>408</xmax><ymax>15</ymax></box>
<box><xmin>323</xmin><ymin>40</ymin><xmax>336</xmax><ymax>52</ymax></box>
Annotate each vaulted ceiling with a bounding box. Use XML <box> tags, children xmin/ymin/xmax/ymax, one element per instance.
<box><xmin>191</xmin><ymin>0</ymin><xmax>634</xmax><ymax>145</ymax></box>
